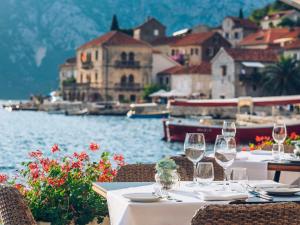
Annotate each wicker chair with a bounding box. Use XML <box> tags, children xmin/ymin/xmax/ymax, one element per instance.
<box><xmin>191</xmin><ymin>203</ymin><xmax>300</xmax><ymax>225</ymax></box>
<box><xmin>0</xmin><ymin>185</ymin><xmax>37</xmax><ymax>225</ymax></box>
<box><xmin>113</xmin><ymin>163</ymin><xmax>156</xmax><ymax>182</ymax></box>
<box><xmin>170</xmin><ymin>155</ymin><xmax>224</xmax><ymax>181</ymax></box>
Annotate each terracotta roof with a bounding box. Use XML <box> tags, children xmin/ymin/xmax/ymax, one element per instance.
<box><xmin>239</xmin><ymin>28</ymin><xmax>300</xmax><ymax>46</ymax></box>
<box><xmin>224</xmin><ymin>48</ymin><xmax>278</xmax><ymax>62</ymax></box>
<box><xmin>263</xmin><ymin>10</ymin><xmax>295</xmax><ymax>21</ymax></box>
<box><xmin>77</xmin><ymin>31</ymin><xmax>150</xmax><ymax>50</ymax></box>
<box><xmin>151</xmin><ymin>36</ymin><xmax>182</xmax><ymax>46</ymax></box>
<box><xmin>170</xmin><ymin>32</ymin><xmax>216</xmax><ymax>46</ymax></box>
<box><xmin>285</xmin><ymin>39</ymin><xmax>300</xmax><ymax>49</ymax></box>
<box><xmin>134</xmin><ymin>17</ymin><xmax>166</xmax><ymax>29</ymax></box>
<box><xmin>227</xmin><ymin>17</ymin><xmax>258</xmax><ymax>30</ymax></box>
<box><xmin>158</xmin><ymin>62</ymin><xmax>211</xmax><ymax>75</ymax></box>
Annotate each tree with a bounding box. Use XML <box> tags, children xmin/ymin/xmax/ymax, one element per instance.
<box><xmin>239</xmin><ymin>8</ymin><xmax>244</xmax><ymax>19</ymax></box>
<box><xmin>110</xmin><ymin>14</ymin><xmax>119</xmax><ymax>31</ymax></box>
<box><xmin>278</xmin><ymin>17</ymin><xmax>300</xmax><ymax>28</ymax></box>
<box><xmin>142</xmin><ymin>84</ymin><xmax>166</xmax><ymax>101</ymax></box>
<box><xmin>261</xmin><ymin>56</ymin><xmax>300</xmax><ymax>96</ymax></box>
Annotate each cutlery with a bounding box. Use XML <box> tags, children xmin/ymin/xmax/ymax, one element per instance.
<box><xmin>248</xmin><ymin>190</ymin><xmax>273</xmax><ymax>201</ymax></box>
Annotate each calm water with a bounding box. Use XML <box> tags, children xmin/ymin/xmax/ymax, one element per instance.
<box><xmin>0</xmin><ymin>105</ymin><xmax>184</xmax><ymax>172</ymax></box>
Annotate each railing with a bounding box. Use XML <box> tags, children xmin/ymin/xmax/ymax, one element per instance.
<box><xmin>115</xmin><ymin>60</ymin><xmax>140</xmax><ymax>68</ymax></box>
<box><xmin>114</xmin><ymin>83</ymin><xmax>141</xmax><ymax>91</ymax></box>
<box><xmin>81</xmin><ymin>61</ymin><xmax>94</xmax><ymax>70</ymax></box>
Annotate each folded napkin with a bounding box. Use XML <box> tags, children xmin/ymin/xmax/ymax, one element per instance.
<box><xmin>196</xmin><ymin>190</ymin><xmax>248</xmax><ymax>201</ymax></box>
<box><xmin>250</xmin><ymin>183</ymin><xmax>289</xmax><ymax>189</ymax></box>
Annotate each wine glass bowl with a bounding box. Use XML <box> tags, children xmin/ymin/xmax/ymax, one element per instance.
<box><xmin>184</xmin><ymin>133</ymin><xmax>206</xmax><ymax>185</ymax></box>
<box><xmin>195</xmin><ymin>162</ymin><xmax>214</xmax><ymax>185</ymax></box>
<box><xmin>272</xmin><ymin>122</ymin><xmax>287</xmax><ymax>144</ymax></box>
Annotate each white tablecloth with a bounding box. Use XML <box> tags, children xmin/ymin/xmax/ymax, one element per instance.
<box><xmin>107</xmin><ymin>181</ymin><xmax>277</xmax><ymax>225</ymax></box>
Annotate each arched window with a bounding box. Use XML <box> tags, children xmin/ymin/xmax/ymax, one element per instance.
<box><xmin>128</xmin><ymin>74</ymin><xmax>134</xmax><ymax>84</ymax></box>
<box><xmin>121</xmin><ymin>75</ymin><xmax>127</xmax><ymax>86</ymax></box>
<box><xmin>121</xmin><ymin>52</ymin><xmax>127</xmax><ymax>62</ymax></box>
<box><xmin>129</xmin><ymin>52</ymin><xmax>135</xmax><ymax>62</ymax></box>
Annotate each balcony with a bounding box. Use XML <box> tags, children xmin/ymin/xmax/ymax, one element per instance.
<box><xmin>115</xmin><ymin>60</ymin><xmax>140</xmax><ymax>69</ymax></box>
<box><xmin>81</xmin><ymin>61</ymin><xmax>94</xmax><ymax>70</ymax></box>
<box><xmin>114</xmin><ymin>83</ymin><xmax>141</xmax><ymax>91</ymax></box>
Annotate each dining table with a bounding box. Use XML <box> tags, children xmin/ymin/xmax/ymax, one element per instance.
<box><xmin>93</xmin><ymin>180</ymin><xmax>300</xmax><ymax>225</ymax></box>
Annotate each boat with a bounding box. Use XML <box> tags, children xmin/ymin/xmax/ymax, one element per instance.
<box><xmin>65</xmin><ymin>108</ymin><xmax>88</xmax><ymax>116</ymax></box>
<box><xmin>163</xmin><ymin>95</ymin><xmax>300</xmax><ymax>143</ymax></box>
<box><xmin>127</xmin><ymin>103</ymin><xmax>169</xmax><ymax>119</ymax></box>
<box><xmin>163</xmin><ymin>117</ymin><xmax>300</xmax><ymax>143</ymax></box>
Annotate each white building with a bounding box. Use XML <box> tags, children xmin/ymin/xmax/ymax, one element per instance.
<box><xmin>59</xmin><ymin>57</ymin><xmax>77</xmax><ymax>90</ymax></box>
<box><xmin>261</xmin><ymin>10</ymin><xmax>300</xmax><ymax>29</ymax></box>
<box><xmin>211</xmin><ymin>48</ymin><xmax>278</xmax><ymax>99</ymax></box>
<box><xmin>284</xmin><ymin>39</ymin><xmax>300</xmax><ymax>60</ymax></box>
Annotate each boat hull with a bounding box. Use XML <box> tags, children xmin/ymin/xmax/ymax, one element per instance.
<box><xmin>127</xmin><ymin>112</ymin><xmax>169</xmax><ymax>119</ymax></box>
<box><xmin>163</xmin><ymin>120</ymin><xmax>300</xmax><ymax>143</ymax></box>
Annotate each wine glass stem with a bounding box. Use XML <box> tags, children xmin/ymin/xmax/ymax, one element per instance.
<box><xmin>193</xmin><ymin>163</ymin><xmax>197</xmax><ymax>184</ymax></box>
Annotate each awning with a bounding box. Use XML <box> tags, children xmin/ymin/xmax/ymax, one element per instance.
<box><xmin>242</xmin><ymin>62</ymin><xmax>265</xmax><ymax>68</ymax></box>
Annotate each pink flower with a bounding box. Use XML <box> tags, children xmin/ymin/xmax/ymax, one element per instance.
<box><xmin>0</xmin><ymin>174</ymin><xmax>8</xmax><ymax>183</ymax></box>
<box><xmin>29</xmin><ymin>150</ymin><xmax>43</xmax><ymax>158</ymax></box>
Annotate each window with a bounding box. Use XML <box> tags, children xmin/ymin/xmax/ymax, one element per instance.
<box><xmin>234</xmin><ymin>32</ymin><xmax>239</xmax><ymax>39</ymax></box>
<box><xmin>95</xmin><ymin>50</ymin><xmax>98</xmax><ymax>60</ymax></box>
<box><xmin>252</xmin><ymin>85</ymin><xmax>257</xmax><ymax>91</ymax></box>
<box><xmin>221</xmin><ymin>65</ymin><xmax>227</xmax><ymax>76</ymax></box>
<box><xmin>121</xmin><ymin>52</ymin><xmax>127</xmax><ymax>62</ymax></box>
<box><xmin>220</xmin><ymin>95</ymin><xmax>225</xmax><ymax>99</ymax></box>
<box><xmin>128</xmin><ymin>74</ymin><xmax>134</xmax><ymax>84</ymax></box>
<box><xmin>121</xmin><ymin>75</ymin><xmax>127</xmax><ymax>85</ymax></box>
<box><xmin>154</xmin><ymin>29</ymin><xmax>159</xmax><ymax>36</ymax></box>
<box><xmin>195</xmin><ymin>48</ymin><xmax>199</xmax><ymax>55</ymax></box>
<box><xmin>165</xmin><ymin>77</ymin><xmax>169</xmax><ymax>85</ymax></box>
<box><xmin>190</xmin><ymin>48</ymin><xmax>194</xmax><ymax>55</ymax></box>
<box><xmin>95</xmin><ymin>73</ymin><xmax>98</xmax><ymax>82</ymax></box>
<box><xmin>118</xmin><ymin>95</ymin><xmax>125</xmax><ymax>102</ymax></box>
<box><xmin>225</xmin><ymin>33</ymin><xmax>229</xmax><ymax>39</ymax></box>
<box><xmin>129</xmin><ymin>52</ymin><xmax>135</xmax><ymax>62</ymax></box>
<box><xmin>171</xmin><ymin>49</ymin><xmax>176</xmax><ymax>56</ymax></box>
<box><xmin>130</xmin><ymin>95</ymin><xmax>136</xmax><ymax>102</ymax></box>
<box><xmin>159</xmin><ymin>77</ymin><xmax>163</xmax><ymax>85</ymax></box>
<box><xmin>206</xmin><ymin>47</ymin><xmax>214</xmax><ymax>57</ymax></box>
<box><xmin>80</xmin><ymin>73</ymin><xmax>83</xmax><ymax>83</ymax></box>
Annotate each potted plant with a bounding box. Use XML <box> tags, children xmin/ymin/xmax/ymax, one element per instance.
<box><xmin>3</xmin><ymin>143</ymin><xmax>124</xmax><ymax>225</ymax></box>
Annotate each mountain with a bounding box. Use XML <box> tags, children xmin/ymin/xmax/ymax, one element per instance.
<box><xmin>0</xmin><ymin>0</ymin><xmax>274</xmax><ymax>99</ymax></box>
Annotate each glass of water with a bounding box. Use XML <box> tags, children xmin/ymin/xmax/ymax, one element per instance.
<box><xmin>195</xmin><ymin>162</ymin><xmax>214</xmax><ymax>185</ymax></box>
<box><xmin>184</xmin><ymin>133</ymin><xmax>206</xmax><ymax>186</ymax></box>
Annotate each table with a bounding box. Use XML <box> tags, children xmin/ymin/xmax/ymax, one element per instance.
<box><xmin>268</xmin><ymin>161</ymin><xmax>300</xmax><ymax>182</ymax></box>
<box><xmin>93</xmin><ymin>181</ymin><xmax>300</xmax><ymax>225</ymax></box>
<box><xmin>231</xmin><ymin>152</ymin><xmax>300</xmax><ymax>184</ymax></box>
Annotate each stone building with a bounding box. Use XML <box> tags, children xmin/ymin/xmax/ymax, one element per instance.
<box><xmin>239</xmin><ymin>27</ymin><xmax>300</xmax><ymax>49</ymax></box>
<box><xmin>59</xmin><ymin>57</ymin><xmax>77</xmax><ymax>91</ymax></box>
<box><xmin>133</xmin><ymin>17</ymin><xmax>166</xmax><ymax>44</ymax></box>
<box><xmin>260</xmin><ymin>10</ymin><xmax>300</xmax><ymax>30</ymax></box>
<box><xmin>157</xmin><ymin>62</ymin><xmax>212</xmax><ymax>98</ymax></box>
<box><xmin>211</xmin><ymin>48</ymin><xmax>278</xmax><ymax>99</ymax></box>
<box><xmin>150</xmin><ymin>36</ymin><xmax>182</xmax><ymax>56</ymax></box>
<box><xmin>219</xmin><ymin>17</ymin><xmax>258</xmax><ymax>47</ymax></box>
<box><xmin>63</xmin><ymin>31</ymin><xmax>152</xmax><ymax>102</ymax></box>
<box><xmin>169</xmin><ymin>32</ymin><xmax>231</xmax><ymax>65</ymax></box>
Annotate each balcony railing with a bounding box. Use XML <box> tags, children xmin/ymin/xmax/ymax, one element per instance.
<box><xmin>115</xmin><ymin>60</ymin><xmax>140</xmax><ymax>68</ymax></box>
<box><xmin>114</xmin><ymin>83</ymin><xmax>141</xmax><ymax>91</ymax></box>
<box><xmin>81</xmin><ymin>61</ymin><xmax>94</xmax><ymax>70</ymax></box>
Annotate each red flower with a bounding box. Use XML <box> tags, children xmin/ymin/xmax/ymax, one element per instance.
<box><xmin>30</xmin><ymin>169</ymin><xmax>39</xmax><ymax>179</ymax></box>
<box><xmin>89</xmin><ymin>143</ymin><xmax>99</xmax><ymax>151</ymax></box>
<box><xmin>74</xmin><ymin>152</ymin><xmax>89</xmax><ymax>161</ymax></box>
<box><xmin>0</xmin><ymin>174</ymin><xmax>8</xmax><ymax>183</ymax></box>
<box><xmin>40</xmin><ymin>158</ymin><xmax>51</xmax><ymax>172</ymax></box>
<box><xmin>71</xmin><ymin>161</ymin><xmax>82</xmax><ymax>169</ymax></box>
<box><xmin>15</xmin><ymin>183</ymin><xmax>23</xmax><ymax>190</ymax></box>
<box><xmin>241</xmin><ymin>147</ymin><xmax>247</xmax><ymax>152</ymax></box>
<box><xmin>290</xmin><ymin>132</ymin><xmax>298</xmax><ymax>140</ymax></box>
<box><xmin>51</xmin><ymin>144</ymin><xmax>60</xmax><ymax>153</ymax></box>
<box><xmin>113</xmin><ymin>154</ymin><xmax>125</xmax><ymax>166</ymax></box>
<box><xmin>29</xmin><ymin>150</ymin><xmax>43</xmax><ymax>158</ymax></box>
<box><xmin>249</xmin><ymin>146</ymin><xmax>255</xmax><ymax>151</ymax></box>
<box><xmin>28</xmin><ymin>162</ymin><xmax>38</xmax><ymax>171</ymax></box>
<box><xmin>47</xmin><ymin>177</ymin><xmax>65</xmax><ymax>187</ymax></box>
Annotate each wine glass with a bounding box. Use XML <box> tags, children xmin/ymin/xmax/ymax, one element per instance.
<box><xmin>222</xmin><ymin>121</ymin><xmax>236</xmax><ymax>139</ymax></box>
<box><xmin>195</xmin><ymin>162</ymin><xmax>214</xmax><ymax>185</ymax></box>
<box><xmin>272</xmin><ymin>144</ymin><xmax>280</xmax><ymax>161</ymax></box>
<box><xmin>230</xmin><ymin>168</ymin><xmax>248</xmax><ymax>192</ymax></box>
<box><xmin>272</xmin><ymin>121</ymin><xmax>287</xmax><ymax>160</ymax></box>
<box><xmin>184</xmin><ymin>133</ymin><xmax>206</xmax><ymax>186</ymax></box>
<box><xmin>214</xmin><ymin>135</ymin><xmax>237</xmax><ymax>190</ymax></box>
